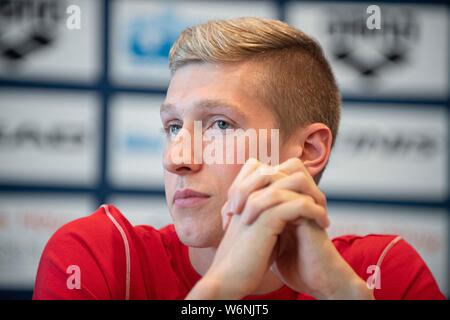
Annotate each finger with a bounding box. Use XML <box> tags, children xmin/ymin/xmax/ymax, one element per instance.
<box><xmin>230</xmin><ymin>158</ymin><xmax>325</xmax><ymax>219</ymax></box>
<box><xmin>275</xmin><ymin>157</ymin><xmax>304</xmax><ymax>175</ymax></box>
<box><xmin>243</xmin><ymin>187</ymin><xmax>329</xmax><ymax>229</ymax></box>
<box><xmin>272</xmin><ymin>158</ymin><xmax>326</xmax><ymax>207</ymax></box>
<box><xmin>222</xmin><ymin>210</ymin><xmax>232</xmax><ymax>230</ymax></box>
<box><xmin>270</xmin><ymin>171</ymin><xmax>327</xmax><ymax>208</ymax></box>
<box><xmin>221</xmin><ymin>157</ymin><xmax>261</xmax><ymax>222</ymax></box>
<box><xmin>229</xmin><ymin>164</ymin><xmax>287</xmax><ymax>214</ymax></box>
<box><xmin>257</xmin><ymin>195</ymin><xmax>329</xmax><ymax>230</ymax></box>
<box><xmin>231</xmin><ymin>157</ymin><xmax>260</xmax><ymax>188</ymax></box>
<box><xmin>276</xmin><ymin>158</ymin><xmax>319</xmax><ymax>196</ymax></box>
<box><xmin>221</xmin><ymin>200</ymin><xmax>233</xmax><ymax>230</ymax></box>
<box><xmin>224</xmin><ymin>157</ymin><xmax>261</xmax><ymax>213</ymax></box>
<box><xmin>240</xmin><ymin>188</ymin><xmax>299</xmax><ymax>225</ymax></box>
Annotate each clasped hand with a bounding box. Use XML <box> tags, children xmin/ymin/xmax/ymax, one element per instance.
<box><xmin>188</xmin><ymin>158</ymin><xmax>373</xmax><ymax>300</ymax></box>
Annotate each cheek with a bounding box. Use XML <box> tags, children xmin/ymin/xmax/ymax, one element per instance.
<box><xmin>278</xmin><ymin>142</ymin><xmax>299</xmax><ymax>164</ymax></box>
<box><xmin>210</xmin><ymin>163</ymin><xmax>242</xmax><ymax>196</ymax></box>
<box><xmin>163</xmin><ymin>171</ymin><xmax>177</xmax><ymax>197</ymax></box>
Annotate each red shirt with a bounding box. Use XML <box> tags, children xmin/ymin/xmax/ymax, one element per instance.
<box><xmin>33</xmin><ymin>204</ymin><xmax>445</xmax><ymax>300</ymax></box>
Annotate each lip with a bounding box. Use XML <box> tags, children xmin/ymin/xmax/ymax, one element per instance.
<box><xmin>173</xmin><ymin>188</ymin><xmax>210</xmax><ymax>208</ymax></box>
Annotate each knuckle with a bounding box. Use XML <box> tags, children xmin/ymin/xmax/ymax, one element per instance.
<box><xmin>294</xmin><ymin>171</ymin><xmax>306</xmax><ymax>182</ymax></box>
<box><xmin>319</xmin><ymin>208</ymin><xmax>329</xmax><ymax>225</ymax></box>
<box><xmin>268</xmin><ymin>188</ymin><xmax>284</xmax><ymax>202</ymax></box>
<box><xmin>269</xmin><ymin>170</ymin><xmax>286</xmax><ymax>184</ymax></box>
<box><xmin>319</xmin><ymin>191</ymin><xmax>327</xmax><ymax>205</ymax></box>
<box><xmin>247</xmin><ymin>192</ymin><xmax>258</xmax><ymax>204</ymax></box>
<box><xmin>246</xmin><ymin>192</ymin><xmax>260</xmax><ymax>212</ymax></box>
<box><xmin>296</xmin><ymin>198</ymin><xmax>307</xmax><ymax>210</ymax></box>
<box><xmin>297</xmin><ymin>195</ymin><xmax>313</xmax><ymax>210</ymax></box>
<box><xmin>257</xmin><ymin>163</ymin><xmax>270</xmax><ymax>176</ymax></box>
<box><xmin>229</xmin><ymin>184</ymin><xmax>245</xmax><ymax>199</ymax></box>
<box><xmin>236</xmin><ymin>184</ymin><xmax>245</xmax><ymax>195</ymax></box>
<box><xmin>246</xmin><ymin>157</ymin><xmax>259</xmax><ymax>166</ymax></box>
<box><xmin>247</xmin><ymin>191</ymin><xmax>258</xmax><ymax>202</ymax></box>
<box><xmin>289</xmin><ymin>157</ymin><xmax>303</xmax><ymax>169</ymax></box>
<box><xmin>258</xmin><ymin>169</ymin><xmax>271</xmax><ymax>182</ymax></box>
<box><xmin>321</xmin><ymin>207</ymin><xmax>328</xmax><ymax>219</ymax></box>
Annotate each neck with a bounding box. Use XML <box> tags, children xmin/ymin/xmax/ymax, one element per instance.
<box><xmin>188</xmin><ymin>246</ymin><xmax>285</xmax><ymax>296</ymax></box>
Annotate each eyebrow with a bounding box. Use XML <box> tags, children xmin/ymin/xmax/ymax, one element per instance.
<box><xmin>160</xmin><ymin>99</ymin><xmax>247</xmax><ymax>119</ymax></box>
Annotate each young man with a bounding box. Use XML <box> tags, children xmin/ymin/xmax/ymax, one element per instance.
<box><xmin>33</xmin><ymin>18</ymin><xmax>445</xmax><ymax>300</ymax></box>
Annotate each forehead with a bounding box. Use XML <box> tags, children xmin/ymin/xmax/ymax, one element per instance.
<box><xmin>162</xmin><ymin>62</ymin><xmax>269</xmax><ymax>119</ymax></box>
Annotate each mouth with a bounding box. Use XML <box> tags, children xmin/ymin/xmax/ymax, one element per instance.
<box><xmin>173</xmin><ymin>188</ymin><xmax>211</xmax><ymax>208</ymax></box>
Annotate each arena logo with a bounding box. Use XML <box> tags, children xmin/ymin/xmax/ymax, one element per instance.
<box><xmin>121</xmin><ymin>132</ymin><xmax>163</xmax><ymax>154</ymax></box>
<box><xmin>128</xmin><ymin>10</ymin><xmax>187</xmax><ymax>63</ymax></box>
<box><xmin>0</xmin><ymin>0</ymin><xmax>64</xmax><ymax>61</ymax></box>
<box><xmin>327</xmin><ymin>6</ymin><xmax>420</xmax><ymax>77</ymax></box>
<box><xmin>337</xmin><ymin>128</ymin><xmax>442</xmax><ymax>158</ymax></box>
<box><xmin>0</xmin><ymin>120</ymin><xmax>87</xmax><ymax>151</ymax></box>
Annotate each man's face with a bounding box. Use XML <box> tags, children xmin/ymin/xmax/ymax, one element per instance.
<box><xmin>161</xmin><ymin>62</ymin><xmax>281</xmax><ymax>248</ymax></box>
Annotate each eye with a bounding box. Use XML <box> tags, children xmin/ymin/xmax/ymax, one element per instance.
<box><xmin>212</xmin><ymin>120</ymin><xmax>231</xmax><ymax>130</ymax></box>
<box><xmin>164</xmin><ymin>124</ymin><xmax>182</xmax><ymax>137</ymax></box>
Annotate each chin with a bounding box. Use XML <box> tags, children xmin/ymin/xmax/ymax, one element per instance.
<box><xmin>173</xmin><ymin>217</ymin><xmax>223</xmax><ymax>248</ymax></box>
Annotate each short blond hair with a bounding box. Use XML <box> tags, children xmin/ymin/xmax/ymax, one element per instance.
<box><xmin>169</xmin><ymin>17</ymin><xmax>341</xmax><ymax>181</ymax></box>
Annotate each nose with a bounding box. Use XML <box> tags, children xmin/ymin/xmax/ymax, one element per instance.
<box><xmin>163</xmin><ymin>125</ymin><xmax>202</xmax><ymax>175</ymax></box>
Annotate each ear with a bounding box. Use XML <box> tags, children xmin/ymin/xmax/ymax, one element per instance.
<box><xmin>298</xmin><ymin>123</ymin><xmax>333</xmax><ymax>178</ymax></box>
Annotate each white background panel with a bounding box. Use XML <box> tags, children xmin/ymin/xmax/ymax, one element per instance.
<box><xmin>320</xmin><ymin>104</ymin><xmax>448</xmax><ymax>201</ymax></box>
<box><xmin>0</xmin><ymin>90</ymin><xmax>100</xmax><ymax>186</ymax></box>
<box><xmin>111</xmin><ymin>0</ymin><xmax>277</xmax><ymax>87</ymax></box>
<box><xmin>108</xmin><ymin>94</ymin><xmax>166</xmax><ymax>189</ymax></box>
<box><xmin>0</xmin><ymin>193</ymin><xmax>96</xmax><ymax>289</ymax></box>
<box><xmin>286</xmin><ymin>3</ymin><xmax>449</xmax><ymax>97</ymax></box>
<box><xmin>0</xmin><ymin>0</ymin><xmax>101</xmax><ymax>82</ymax></box>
